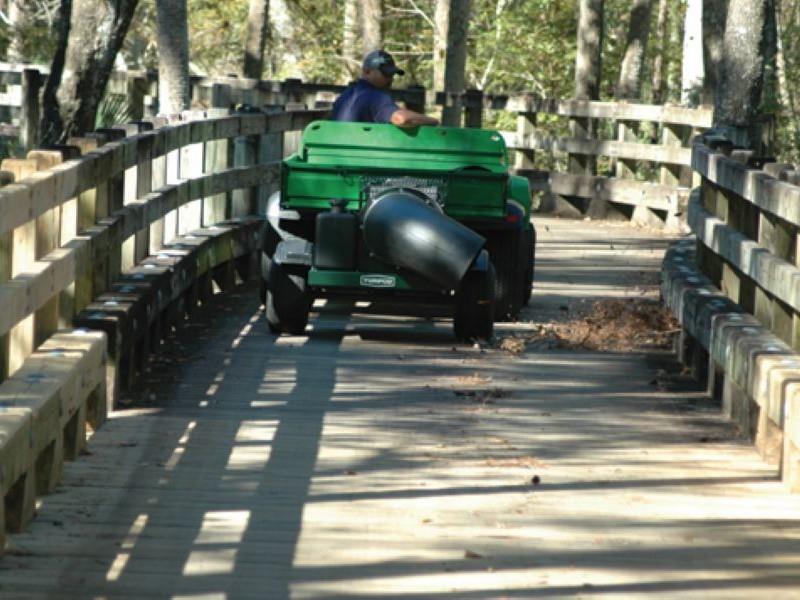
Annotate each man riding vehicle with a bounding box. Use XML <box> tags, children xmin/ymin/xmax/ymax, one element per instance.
<box><xmin>330</xmin><ymin>50</ymin><xmax>439</xmax><ymax>128</ymax></box>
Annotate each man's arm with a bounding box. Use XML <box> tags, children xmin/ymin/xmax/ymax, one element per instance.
<box><xmin>390</xmin><ymin>109</ymin><xmax>440</xmax><ymax>128</ymax></box>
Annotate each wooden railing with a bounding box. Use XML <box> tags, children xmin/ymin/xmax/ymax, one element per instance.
<box><xmin>0</xmin><ymin>66</ymin><xmax>712</xmax><ymax>231</ymax></box>
<box><xmin>662</xmin><ymin>134</ymin><xmax>800</xmax><ymax>491</ymax></box>
<box><xmin>0</xmin><ymin>105</ymin><xmax>322</xmax><ymax>550</ymax></box>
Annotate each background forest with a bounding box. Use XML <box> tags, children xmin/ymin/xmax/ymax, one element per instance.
<box><xmin>0</xmin><ymin>0</ymin><xmax>798</xmax><ymax>160</ymax></box>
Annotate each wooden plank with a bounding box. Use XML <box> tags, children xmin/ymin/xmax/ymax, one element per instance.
<box><xmin>503</xmin><ymin>130</ymin><xmax>692</xmax><ymax>166</ymax></box>
<box><xmin>1</xmin><ymin>159</ymin><xmax>38</xmax><ymax>377</ymax></box>
<box><xmin>499</xmin><ymin>95</ymin><xmax>714</xmax><ymax>128</ymax></box>
<box><xmin>515</xmin><ymin>170</ymin><xmax>684</xmax><ymax>212</ymax></box>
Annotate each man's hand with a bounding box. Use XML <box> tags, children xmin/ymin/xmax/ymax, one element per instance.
<box><xmin>390</xmin><ymin>109</ymin><xmax>440</xmax><ymax>128</ymax></box>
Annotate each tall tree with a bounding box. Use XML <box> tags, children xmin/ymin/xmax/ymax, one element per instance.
<box><xmin>243</xmin><ymin>0</ymin><xmax>269</xmax><ymax>79</ymax></box>
<box><xmin>714</xmin><ymin>0</ymin><xmax>775</xmax><ymax>148</ymax></box>
<box><xmin>40</xmin><ymin>0</ymin><xmax>138</xmax><ymax>144</ymax></box>
<box><xmin>575</xmin><ymin>0</ymin><xmax>604</xmax><ymax>101</ymax></box>
<box><xmin>6</xmin><ymin>0</ymin><xmax>26</xmax><ymax>62</ymax></box>
<box><xmin>361</xmin><ymin>0</ymin><xmax>382</xmax><ymax>54</ymax></box>
<box><xmin>681</xmin><ymin>0</ymin><xmax>704</xmax><ymax>105</ymax></box>
<box><xmin>269</xmin><ymin>0</ymin><xmax>299</xmax><ymax>77</ymax></box>
<box><xmin>433</xmin><ymin>0</ymin><xmax>449</xmax><ymax>90</ymax></box>
<box><xmin>156</xmin><ymin>0</ymin><xmax>189</xmax><ymax>114</ymax></box>
<box><xmin>616</xmin><ymin>0</ymin><xmax>653</xmax><ymax>99</ymax></box>
<box><xmin>343</xmin><ymin>0</ymin><xmax>361</xmax><ymax>78</ymax></box>
<box><xmin>702</xmin><ymin>0</ymin><xmax>729</xmax><ymax>105</ymax></box>
<box><xmin>651</xmin><ymin>0</ymin><xmax>669</xmax><ymax>104</ymax></box>
<box><xmin>574</xmin><ymin>0</ymin><xmax>603</xmax><ymax>176</ymax></box>
<box><xmin>440</xmin><ymin>0</ymin><xmax>472</xmax><ymax>127</ymax></box>
<box><xmin>665</xmin><ymin>0</ymin><xmax>683</xmax><ymax>102</ymax></box>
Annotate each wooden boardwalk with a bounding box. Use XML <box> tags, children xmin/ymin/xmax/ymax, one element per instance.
<box><xmin>2</xmin><ymin>217</ymin><xmax>799</xmax><ymax>599</ymax></box>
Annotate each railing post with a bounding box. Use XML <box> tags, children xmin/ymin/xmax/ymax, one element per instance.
<box><xmin>615</xmin><ymin>116</ymin><xmax>637</xmax><ymax>180</ymax></box>
<box><xmin>0</xmin><ymin>157</ymin><xmax>45</xmax><ymax>376</ymax></box>
<box><xmin>660</xmin><ymin>121</ymin><xmax>684</xmax><ymax>186</ymax></box>
<box><xmin>404</xmin><ymin>85</ymin><xmax>427</xmax><ymax>115</ymax></box>
<box><xmin>463</xmin><ymin>89</ymin><xmax>483</xmax><ymax>129</ymax></box>
<box><xmin>20</xmin><ymin>69</ymin><xmax>42</xmax><ymax>152</ymax></box>
<box><xmin>144</xmin><ymin>116</ymin><xmax>168</xmax><ymax>253</ymax></box>
<box><xmin>568</xmin><ymin>114</ymin><xmax>595</xmax><ymax>176</ymax></box>
<box><xmin>514</xmin><ymin>111</ymin><xmax>536</xmax><ymax>170</ymax></box>
<box><xmin>232</xmin><ymin>107</ymin><xmax>259</xmax><ymax>217</ymax></box>
<box><xmin>178</xmin><ymin>111</ymin><xmax>206</xmax><ymax>234</ymax></box>
<box><xmin>204</xmin><ymin>106</ymin><xmax>231</xmax><ymax>226</ymax></box>
<box><xmin>94</xmin><ymin>127</ymin><xmax>127</xmax><ymax>285</ymax></box>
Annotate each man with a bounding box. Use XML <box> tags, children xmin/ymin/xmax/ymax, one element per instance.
<box><xmin>330</xmin><ymin>50</ymin><xmax>439</xmax><ymax>128</ymax></box>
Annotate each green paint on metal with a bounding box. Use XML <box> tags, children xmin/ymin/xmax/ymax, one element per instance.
<box><xmin>282</xmin><ymin>121</ymin><xmax>512</xmax><ymax>219</ymax></box>
<box><xmin>509</xmin><ymin>175</ymin><xmax>533</xmax><ymax>217</ymax></box>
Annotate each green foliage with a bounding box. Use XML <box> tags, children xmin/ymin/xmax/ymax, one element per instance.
<box><xmin>2</xmin><ymin>0</ymin><xmax>799</xmax><ymax>162</ymax></box>
<box><xmin>95</xmin><ymin>94</ymin><xmax>133</xmax><ymax>129</ymax></box>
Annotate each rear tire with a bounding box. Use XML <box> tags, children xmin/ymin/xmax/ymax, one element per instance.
<box><xmin>454</xmin><ymin>262</ymin><xmax>495</xmax><ymax>342</ymax></box>
<box><xmin>265</xmin><ymin>259</ymin><xmax>311</xmax><ymax>335</ymax></box>
<box><xmin>486</xmin><ymin>230</ymin><xmax>524</xmax><ymax>321</ymax></box>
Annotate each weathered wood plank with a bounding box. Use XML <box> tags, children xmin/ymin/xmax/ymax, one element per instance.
<box><xmin>503</xmin><ymin>130</ymin><xmax>692</xmax><ymax>166</ymax></box>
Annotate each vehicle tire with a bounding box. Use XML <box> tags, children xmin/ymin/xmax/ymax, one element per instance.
<box><xmin>259</xmin><ymin>251</ymin><xmax>271</xmax><ymax>307</ymax></box>
<box><xmin>486</xmin><ymin>230</ymin><xmax>524</xmax><ymax>321</ymax></box>
<box><xmin>522</xmin><ymin>225</ymin><xmax>535</xmax><ymax>306</ymax></box>
<box><xmin>265</xmin><ymin>259</ymin><xmax>311</xmax><ymax>335</ymax></box>
<box><xmin>453</xmin><ymin>262</ymin><xmax>495</xmax><ymax>342</ymax></box>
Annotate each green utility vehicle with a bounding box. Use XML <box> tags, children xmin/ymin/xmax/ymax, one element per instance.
<box><xmin>260</xmin><ymin>120</ymin><xmax>535</xmax><ymax>340</ymax></box>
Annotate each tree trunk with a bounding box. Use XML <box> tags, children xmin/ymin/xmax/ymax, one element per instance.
<box><xmin>776</xmin><ymin>0</ymin><xmax>798</xmax><ymax>136</ymax></box>
<box><xmin>651</xmin><ymin>0</ymin><xmax>668</xmax><ymax>104</ymax></box>
<box><xmin>574</xmin><ymin>0</ymin><xmax>603</xmax><ymax>177</ymax></box>
<box><xmin>441</xmin><ymin>0</ymin><xmax>471</xmax><ymax>127</ymax></box>
<box><xmin>666</xmin><ymin>0</ymin><xmax>683</xmax><ymax>103</ymax></box>
<box><xmin>269</xmin><ymin>0</ymin><xmax>300</xmax><ymax>78</ymax></box>
<box><xmin>343</xmin><ymin>0</ymin><xmax>361</xmax><ymax>78</ymax></box>
<box><xmin>433</xmin><ymin>0</ymin><xmax>449</xmax><ymax>91</ymax></box>
<box><xmin>702</xmin><ymin>0</ymin><xmax>728</xmax><ymax>105</ymax></box>
<box><xmin>40</xmin><ymin>0</ymin><xmax>139</xmax><ymax>144</ymax></box>
<box><xmin>243</xmin><ymin>0</ymin><xmax>270</xmax><ymax>79</ymax></box>
<box><xmin>681</xmin><ymin>0</ymin><xmax>703</xmax><ymax>105</ymax></box>
<box><xmin>714</xmin><ymin>0</ymin><xmax>773</xmax><ymax>146</ymax></box>
<box><xmin>616</xmin><ymin>0</ymin><xmax>653</xmax><ymax>99</ymax></box>
<box><xmin>361</xmin><ymin>0</ymin><xmax>382</xmax><ymax>54</ymax></box>
<box><xmin>7</xmin><ymin>0</ymin><xmax>27</xmax><ymax>62</ymax></box>
<box><xmin>575</xmin><ymin>0</ymin><xmax>604</xmax><ymax>100</ymax></box>
<box><xmin>156</xmin><ymin>0</ymin><xmax>190</xmax><ymax>115</ymax></box>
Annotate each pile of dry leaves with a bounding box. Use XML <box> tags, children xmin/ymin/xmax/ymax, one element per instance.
<box><xmin>499</xmin><ymin>298</ymin><xmax>680</xmax><ymax>354</ymax></box>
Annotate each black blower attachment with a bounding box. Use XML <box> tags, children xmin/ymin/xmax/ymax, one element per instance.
<box><xmin>362</xmin><ymin>189</ymin><xmax>486</xmax><ymax>289</ymax></box>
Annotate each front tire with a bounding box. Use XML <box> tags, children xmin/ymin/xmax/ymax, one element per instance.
<box><xmin>265</xmin><ymin>259</ymin><xmax>311</xmax><ymax>335</ymax></box>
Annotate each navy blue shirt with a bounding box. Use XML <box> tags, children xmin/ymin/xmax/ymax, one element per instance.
<box><xmin>330</xmin><ymin>79</ymin><xmax>400</xmax><ymax>124</ymax></box>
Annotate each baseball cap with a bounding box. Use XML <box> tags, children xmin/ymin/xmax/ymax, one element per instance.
<box><xmin>362</xmin><ymin>50</ymin><xmax>405</xmax><ymax>76</ymax></box>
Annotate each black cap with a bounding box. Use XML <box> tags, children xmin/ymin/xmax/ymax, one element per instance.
<box><xmin>362</xmin><ymin>50</ymin><xmax>405</xmax><ymax>76</ymax></box>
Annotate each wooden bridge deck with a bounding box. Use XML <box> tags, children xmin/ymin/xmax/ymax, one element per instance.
<box><xmin>2</xmin><ymin>217</ymin><xmax>799</xmax><ymax>599</ymax></box>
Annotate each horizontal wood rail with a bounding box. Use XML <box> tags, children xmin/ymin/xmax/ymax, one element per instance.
<box><xmin>0</xmin><ymin>105</ymin><xmax>322</xmax><ymax>549</ymax></box>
